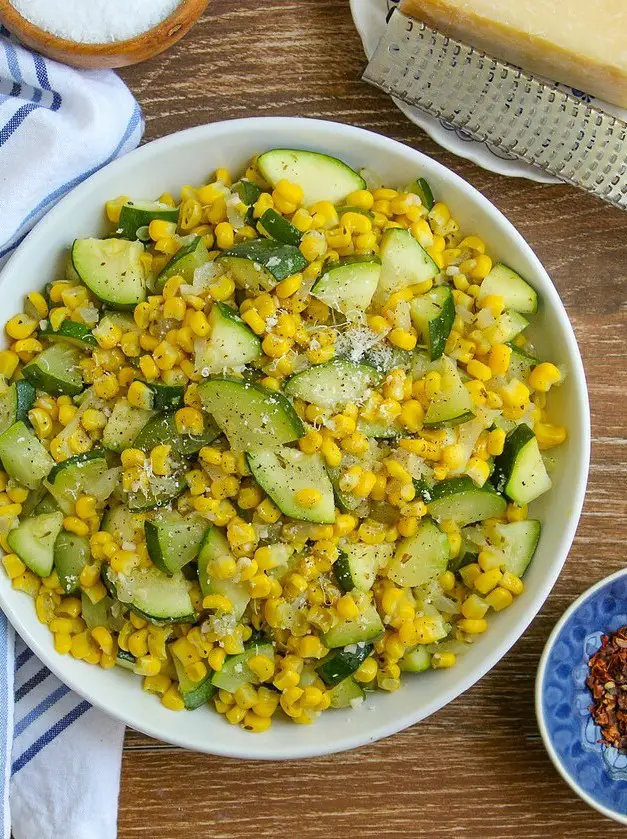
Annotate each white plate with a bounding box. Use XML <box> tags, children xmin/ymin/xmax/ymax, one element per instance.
<box><xmin>0</xmin><ymin>117</ymin><xmax>590</xmax><ymax>759</ymax></box>
<box><xmin>351</xmin><ymin>0</ymin><xmax>627</xmax><ymax>183</ymax></box>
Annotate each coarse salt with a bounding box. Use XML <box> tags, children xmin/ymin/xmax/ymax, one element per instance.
<box><xmin>11</xmin><ymin>0</ymin><xmax>182</xmax><ymax>44</ymax></box>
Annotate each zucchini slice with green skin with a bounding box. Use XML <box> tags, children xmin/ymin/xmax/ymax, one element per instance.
<box><xmin>99</xmin><ymin>311</ymin><xmax>140</xmax><ymax>334</ymax></box>
<box><xmin>155</xmin><ymin>236</ymin><xmax>209</xmax><ymax>291</ymax></box>
<box><xmin>322</xmin><ymin>602</ymin><xmax>384</xmax><ymax>648</ymax></box>
<box><xmin>232</xmin><ymin>180</ymin><xmax>263</xmax><ymax>211</ymax></box>
<box><xmin>0</xmin><ymin>380</ymin><xmax>36</xmax><ymax>437</ymax></box>
<box><xmin>211</xmin><ymin>640</ymin><xmax>275</xmax><ymax>692</ymax></box>
<box><xmin>257</xmin><ymin>149</ymin><xmax>366</xmax><ymax>207</ymax></box>
<box><xmin>399</xmin><ymin>646</ymin><xmax>431</xmax><ymax>673</ymax></box>
<box><xmin>216</xmin><ymin>239</ymin><xmax>308</xmax><ymax>294</ymax></box>
<box><xmin>483</xmin><ymin>310</ymin><xmax>529</xmax><ymax>345</ymax></box>
<box><xmin>333</xmin><ymin>543</ymin><xmax>394</xmax><ymax>592</ymax></box>
<box><xmin>7</xmin><ymin>511</ymin><xmax>64</xmax><ymax>577</ymax></box>
<box><xmin>376</xmin><ymin>228</ymin><xmax>439</xmax><ymax>307</ymax></box>
<box><xmin>195</xmin><ymin>302</ymin><xmax>261</xmax><ymax>375</ymax></box>
<box><xmin>259</xmin><ymin>208</ymin><xmax>302</xmax><ymax>246</ymax></box>
<box><xmin>81</xmin><ymin>593</ymin><xmax>124</xmax><ymax>632</ymax></box>
<box><xmin>117</xmin><ymin>200</ymin><xmax>179</xmax><ymax>240</ymax></box>
<box><xmin>134</xmin><ymin>411</ymin><xmax>221</xmax><ymax>457</ymax></box>
<box><xmin>103</xmin><ymin>565</ymin><xmax>195</xmax><ymax>626</ymax></box>
<box><xmin>247</xmin><ymin>447</ymin><xmax>335</xmax><ymax>524</ymax></box>
<box><xmin>116</xmin><ymin>650</ymin><xmax>137</xmax><ymax>670</ymax></box>
<box><xmin>413</xmin><ymin>477</ymin><xmax>434</xmax><ymax>504</ymax></box>
<box><xmin>101</xmin><ymin>504</ymin><xmax>143</xmax><ymax>543</ymax></box>
<box><xmin>54</xmin><ymin>531</ymin><xmax>90</xmax><ymax>594</ymax></box>
<box><xmin>388</xmin><ymin>518</ymin><xmax>450</xmax><ymax>587</ymax></box>
<box><xmin>311</xmin><ymin>257</ymin><xmax>381</xmax><ymax>317</ymax></box>
<box><xmin>173</xmin><ymin>655</ymin><xmax>216</xmax><ymax>710</ymax></box>
<box><xmin>479</xmin><ymin>263</ymin><xmax>538</xmax><ymax>314</ymax></box>
<box><xmin>327</xmin><ymin>464</ymin><xmax>362</xmax><ymax>513</ymax></box>
<box><xmin>23</xmin><ymin>344</ymin><xmax>84</xmax><ymax>397</ymax></box>
<box><xmin>198</xmin><ymin>377</ymin><xmax>304</xmax><ymax>451</ymax></box>
<box><xmin>48</xmin><ymin>449</ymin><xmax>117</xmax><ymax>514</ymax></box>
<box><xmin>357</xmin><ymin>418</ymin><xmax>405</xmax><ymax>439</ymax></box>
<box><xmin>0</xmin><ymin>421</ymin><xmax>54</xmax><ymax>489</ymax></box>
<box><xmin>144</xmin><ymin>381</ymin><xmax>185</xmax><ymax>411</ymax></box>
<box><xmin>124</xmin><ymin>464</ymin><xmax>188</xmax><ymax>512</ymax></box>
<box><xmin>197</xmin><ymin>526</ymin><xmax>251</xmax><ymax>620</ymax></box>
<box><xmin>407</xmin><ymin>176</ymin><xmax>435</xmax><ymax>211</ymax></box>
<box><xmin>328</xmin><ymin>677</ymin><xmax>366</xmax><ymax>708</ymax></box>
<box><xmin>102</xmin><ymin>400</ymin><xmax>156</xmax><ymax>453</ymax></box>
<box><xmin>424</xmin><ymin>356</ymin><xmax>475</xmax><ymax>428</ymax></box>
<box><xmin>72</xmin><ymin>238</ymin><xmax>146</xmax><ymax>309</ymax></box>
<box><xmin>493</xmin><ymin>424</ymin><xmax>552</xmax><ymax>505</ymax></box>
<box><xmin>40</xmin><ymin>319</ymin><xmax>97</xmax><ymax>349</ymax></box>
<box><xmin>463</xmin><ymin>519</ymin><xmax>541</xmax><ymax>578</ymax></box>
<box><xmin>144</xmin><ymin>512</ymin><xmax>207</xmax><ymax>576</ymax></box>
<box><xmin>316</xmin><ymin>644</ymin><xmax>374</xmax><ymax>687</ymax></box>
<box><xmin>410</xmin><ymin>285</ymin><xmax>455</xmax><ymax>361</ymax></box>
<box><xmin>284</xmin><ymin>359</ymin><xmax>382</xmax><ymax>409</ymax></box>
<box><xmin>506</xmin><ymin>342</ymin><xmax>537</xmax><ymax>382</ymax></box>
<box><xmin>427</xmin><ymin>476</ymin><xmax>507</xmax><ymax>525</ymax></box>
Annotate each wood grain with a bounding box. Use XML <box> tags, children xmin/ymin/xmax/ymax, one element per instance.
<box><xmin>116</xmin><ymin>1</ymin><xmax>627</xmax><ymax>835</ymax></box>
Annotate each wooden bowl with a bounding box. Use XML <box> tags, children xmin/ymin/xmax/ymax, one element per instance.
<box><xmin>0</xmin><ymin>0</ymin><xmax>209</xmax><ymax>68</ymax></box>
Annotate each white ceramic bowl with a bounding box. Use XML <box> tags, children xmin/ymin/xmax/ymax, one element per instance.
<box><xmin>0</xmin><ymin>117</ymin><xmax>590</xmax><ymax>759</ymax></box>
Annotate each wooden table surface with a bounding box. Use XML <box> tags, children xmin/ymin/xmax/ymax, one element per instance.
<box><xmin>116</xmin><ymin>2</ymin><xmax>627</xmax><ymax>835</ymax></box>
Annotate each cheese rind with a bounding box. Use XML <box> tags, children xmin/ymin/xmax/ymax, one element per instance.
<box><xmin>400</xmin><ymin>0</ymin><xmax>627</xmax><ymax>109</ymax></box>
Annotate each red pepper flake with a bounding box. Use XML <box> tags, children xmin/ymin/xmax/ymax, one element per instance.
<box><xmin>586</xmin><ymin>626</ymin><xmax>627</xmax><ymax>751</ymax></box>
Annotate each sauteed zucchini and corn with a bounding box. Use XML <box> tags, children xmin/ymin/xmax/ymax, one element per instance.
<box><xmin>0</xmin><ymin>150</ymin><xmax>567</xmax><ymax>731</ymax></box>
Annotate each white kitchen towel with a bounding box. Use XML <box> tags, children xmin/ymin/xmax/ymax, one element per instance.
<box><xmin>0</xmin><ymin>26</ymin><xmax>145</xmax><ymax>839</ymax></box>
<box><xmin>0</xmin><ymin>24</ymin><xmax>144</xmax><ymax>265</ymax></box>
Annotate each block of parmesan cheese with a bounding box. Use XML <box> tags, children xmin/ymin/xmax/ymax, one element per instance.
<box><xmin>400</xmin><ymin>0</ymin><xmax>627</xmax><ymax>109</ymax></box>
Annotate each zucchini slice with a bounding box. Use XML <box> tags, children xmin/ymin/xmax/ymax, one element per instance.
<box><xmin>216</xmin><ymin>240</ymin><xmax>307</xmax><ymax>294</ymax></box>
<box><xmin>40</xmin><ymin>319</ymin><xmax>97</xmax><ymax>349</ymax></box>
<box><xmin>198</xmin><ymin>377</ymin><xmax>304</xmax><ymax>451</ymax></box>
<box><xmin>387</xmin><ymin>518</ymin><xmax>450</xmax><ymax>587</ymax></box>
<box><xmin>144</xmin><ymin>512</ymin><xmax>207</xmax><ymax>575</ymax></box>
<box><xmin>316</xmin><ymin>644</ymin><xmax>374</xmax><ymax>687</ymax></box>
<box><xmin>23</xmin><ymin>344</ymin><xmax>84</xmax><ymax>397</ymax></box>
<box><xmin>211</xmin><ymin>640</ymin><xmax>275</xmax><ymax>692</ymax></box>
<box><xmin>104</xmin><ymin>565</ymin><xmax>195</xmax><ymax>625</ymax></box>
<box><xmin>257</xmin><ymin>149</ymin><xmax>366</xmax><ymax>207</ymax></box>
<box><xmin>0</xmin><ymin>380</ymin><xmax>35</xmax><ymax>437</ymax></box>
<box><xmin>259</xmin><ymin>208</ymin><xmax>302</xmax><ymax>246</ymax></box>
<box><xmin>483</xmin><ymin>310</ymin><xmax>529</xmax><ymax>345</ymax></box>
<box><xmin>72</xmin><ymin>238</ymin><xmax>146</xmax><ymax>309</ymax></box>
<box><xmin>101</xmin><ymin>504</ymin><xmax>143</xmax><ymax>544</ymax></box>
<box><xmin>399</xmin><ymin>646</ymin><xmax>432</xmax><ymax>673</ymax></box>
<box><xmin>124</xmin><ymin>464</ymin><xmax>187</xmax><ymax>512</ymax></box>
<box><xmin>423</xmin><ymin>356</ymin><xmax>475</xmax><ymax>428</ymax></box>
<box><xmin>144</xmin><ymin>382</ymin><xmax>185</xmax><ymax>411</ymax></box>
<box><xmin>247</xmin><ymin>447</ymin><xmax>335</xmax><ymax>524</ymax></box>
<box><xmin>7</xmin><ymin>511</ymin><xmax>64</xmax><ymax>577</ymax></box>
<box><xmin>463</xmin><ymin>519</ymin><xmax>541</xmax><ymax>578</ymax></box>
<box><xmin>173</xmin><ymin>656</ymin><xmax>216</xmax><ymax>710</ymax></box>
<box><xmin>284</xmin><ymin>359</ymin><xmax>381</xmax><ymax>409</ymax></box>
<box><xmin>493</xmin><ymin>424</ymin><xmax>552</xmax><ymax>505</ymax></box>
<box><xmin>506</xmin><ymin>343</ymin><xmax>537</xmax><ymax>382</ymax></box>
<box><xmin>327</xmin><ymin>464</ymin><xmax>362</xmax><ymax>513</ymax></box>
<box><xmin>328</xmin><ymin>677</ymin><xmax>366</xmax><ymax>708</ymax></box>
<box><xmin>410</xmin><ymin>285</ymin><xmax>455</xmax><ymax>361</ymax></box>
<box><xmin>54</xmin><ymin>531</ymin><xmax>90</xmax><ymax>594</ymax></box>
<box><xmin>48</xmin><ymin>449</ymin><xmax>117</xmax><ymax>514</ymax></box>
<box><xmin>376</xmin><ymin>228</ymin><xmax>439</xmax><ymax>307</ymax></box>
<box><xmin>102</xmin><ymin>400</ymin><xmax>156</xmax><ymax>453</ymax></box>
<box><xmin>312</xmin><ymin>257</ymin><xmax>381</xmax><ymax>317</ymax></box>
<box><xmin>118</xmin><ymin>200</ymin><xmax>179</xmax><ymax>240</ymax></box>
<box><xmin>134</xmin><ymin>411</ymin><xmax>220</xmax><ymax>457</ymax></box>
<box><xmin>197</xmin><ymin>527</ymin><xmax>251</xmax><ymax>620</ymax></box>
<box><xmin>195</xmin><ymin>302</ymin><xmax>261</xmax><ymax>375</ymax></box>
<box><xmin>407</xmin><ymin>176</ymin><xmax>435</xmax><ymax>210</ymax></box>
<box><xmin>0</xmin><ymin>421</ymin><xmax>54</xmax><ymax>489</ymax></box>
<box><xmin>479</xmin><ymin>263</ymin><xmax>538</xmax><ymax>314</ymax></box>
<box><xmin>156</xmin><ymin>236</ymin><xmax>209</xmax><ymax>291</ymax></box>
<box><xmin>333</xmin><ymin>542</ymin><xmax>393</xmax><ymax>592</ymax></box>
<box><xmin>427</xmin><ymin>476</ymin><xmax>507</xmax><ymax>525</ymax></box>
<box><xmin>321</xmin><ymin>601</ymin><xmax>384</xmax><ymax>649</ymax></box>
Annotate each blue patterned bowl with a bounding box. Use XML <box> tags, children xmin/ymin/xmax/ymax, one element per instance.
<box><xmin>536</xmin><ymin>568</ymin><xmax>627</xmax><ymax>824</ymax></box>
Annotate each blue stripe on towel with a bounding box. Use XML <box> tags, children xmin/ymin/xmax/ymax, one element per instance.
<box><xmin>12</xmin><ymin>700</ymin><xmax>91</xmax><ymax>774</ymax></box>
<box><xmin>14</xmin><ymin>646</ymin><xmax>33</xmax><ymax>672</ymax></box>
<box><xmin>14</xmin><ymin>665</ymin><xmax>50</xmax><ymax>702</ymax></box>
<box><xmin>14</xmin><ymin>684</ymin><xmax>71</xmax><ymax>738</ymax></box>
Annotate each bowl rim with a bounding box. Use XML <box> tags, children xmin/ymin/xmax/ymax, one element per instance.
<box><xmin>0</xmin><ymin>116</ymin><xmax>592</xmax><ymax>758</ymax></box>
<box><xmin>0</xmin><ymin>0</ymin><xmax>208</xmax><ymax>55</ymax></box>
<box><xmin>535</xmin><ymin>567</ymin><xmax>627</xmax><ymax>825</ymax></box>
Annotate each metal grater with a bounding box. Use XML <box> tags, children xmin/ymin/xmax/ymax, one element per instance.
<box><xmin>362</xmin><ymin>9</ymin><xmax>627</xmax><ymax>210</ymax></box>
